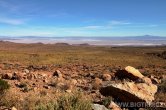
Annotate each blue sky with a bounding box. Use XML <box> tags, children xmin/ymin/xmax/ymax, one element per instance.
<box><xmin>0</xmin><ymin>0</ymin><xmax>166</xmax><ymax>37</ymax></box>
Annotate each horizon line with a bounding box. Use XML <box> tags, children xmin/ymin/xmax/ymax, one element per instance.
<box><xmin>0</xmin><ymin>35</ymin><xmax>166</xmax><ymax>38</ymax></box>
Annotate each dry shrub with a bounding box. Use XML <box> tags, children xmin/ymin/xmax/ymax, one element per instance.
<box><xmin>0</xmin><ymin>79</ymin><xmax>10</xmax><ymax>94</ymax></box>
<box><xmin>54</xmin><ymin>92</ymin><xmax>92</xmax><ymax>110</ymax></box>
<box><xmin>0</xmin><ymin>89</ymin><xmax>92</xmax><ymax>110</ymax></box>
<box><xmin>158</xmin><ymin>79</ymin><xmax>166</xmax><ymax>93</ymax></box>
<box><xmin>0</xmin><ymin>89</ymin><xmax>22</xmax><ymax>108</ymax></box>
<box><xmin>155</xmin><ymin>92</ymin><xmax>166</xmax><ymax>104</ymax></box>
<box><xmin>36</xmin><ymin>91</ymin><xmax>92</xmax><ymax>110</ymax></box>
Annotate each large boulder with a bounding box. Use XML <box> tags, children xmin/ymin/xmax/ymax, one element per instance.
<box><xmin>115</xmin><ymin>66</ymin><xmax>146</xmax><ymax>81</ymax></box>
<box><xmin>100</xmin><ymin>82</ymin><xmax>157</xmax><ymax>104</ymax></box>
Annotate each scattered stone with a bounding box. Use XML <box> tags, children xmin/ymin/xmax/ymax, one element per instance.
<box><xmin>43</xmin><ymin>85</ymin><xmax>50</xmax><ymax>89</ymax></box>
<box><xmin>23</xmin><ymin>69</ymin><xmax>30</xmax><ymax>74</ymax></box>
<box><xmin>16</xmin><ymin>82</ymin><xmax>27</xmax><ymax>88</ymax></box>
<box><xmin>95</xmin><ymin>78</ymin><xmax>102</xmax><ymax>85</ymax></box>
<box><xmin>11</xmin><ymin>106</ymin><xmax>17</xmax><ymax>110</ymax></box>
<box><xmin>43</xmin><ymin>79</ymin><xmax>48</xmax><ymax>83</ymax></box>
<box><xmin>41</xmin><ymin>73</ymin><xmax>47</xmax><ymax>77</ymax></box>
<box><xmin>108</xmin><ymin>101</ymin><xmax>122</xmax><ymax>110</ymax></box>
<box><xmin>150</xmin><ymin>75</ymin><xmax>161</xmax><ymax>84</ymax></box>
<box><xmin>0</xmin><ymin>64</ymin><xmax>161</xmax><ymax>109</ymax></box>
<box><xmin>65</xmin><ymin>89</ymin><xmax>72</xmax><ymax>93</ymax></box>
<box><xmin>93</xmin><ymin>78</ymin><xmax>102</xmax><ymax>90</ymax></box>
<box><xmin>53</xmin><ymin>70</ymin><xmax>63</xmax><ymax>78</ymax></box>
<box><xmin>27</xmin><ymin>73</ymin><xmax>34</xmax><ymax>80</ymax></box>
<box><xmin>86</xmin><ymin>73</ymin><xmax>95</xmax><ymax>79</ymax></box>
<box><xmin>12</xmin><ymin>72</ymin><xmax>22</xmax><ymax>80</ymax></box>
<box><xmin>70</xmin><ymin>79</ymin><xmax>77</xmax><ymax>85</ymax></box>
<box><xmin>102</xmin><ymin>74</ymin><xmax>111</xmax><ymax>81</ymax></box>
<box><xmin>2</xmin><ymin>73</ymin><xmax>13</xmax><ymax>79</ymax></box>
<box><xmin>33</xmin><ymin>87</ymin><xmax>38</xmax><ymax>92</ymax></box>
<box><xmin>92</xmin><ymin>104</ymin><xmax>108</xmax><ymax>110</ymax></box>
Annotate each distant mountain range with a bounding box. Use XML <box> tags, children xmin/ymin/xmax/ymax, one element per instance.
<box><xmin>0</xmin><ymin>35</ymin><xmax>166</xmax><ymax>40</ymax></box>
<box><xmin>0</xmin><ymin>35</ymin><xmax>166</xmax><ymax>46</ymax></box>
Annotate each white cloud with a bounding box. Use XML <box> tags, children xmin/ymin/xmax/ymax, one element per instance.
<box><xmin>109</xmin><ymin>20</ymin><xmax>131</xmax><ymax>25</ymax></box>
<box><xmin>148</xmin><ymin>24</ymin><xmax>158</xmax><ymax>27</ymax></box>
<box><xmin>0</xmin><ymin>18</ymin><xmax>25</xmax><ymax>25</ymax></box>
<box><xmin>83</xmin><ymin>25</ymin><xmax>103</xmax><ymax>29</ymax></box>
<box><xmin>80</xmin><ymin>20</ymin><xmax>131</xmax><ymax>30</ymax></box>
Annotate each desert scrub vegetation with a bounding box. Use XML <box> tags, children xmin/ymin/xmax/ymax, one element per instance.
<box><xmin>0</xmin><ymin>79</ymin><xmax>10</xmax><ymax>94</ymax></box>
<box><xmin>101</xmin><ymin>96</ymin><xmax>113</xmax><ymax>108</ymax></box>
<box><xmin>0</xmin><ymin>46</ymin><xmax>166</xmax><ymax>67</ymax></box>
<box><xmin>35</xmin><ymin>92</ymin><xmax>92</xmax><ymax>110</ymax></box>
<box><xmin>0</xmin><ymin>90</ymin><xmax>92</xmax><ymax>110</ymax></box>
<box><xmin>158</xmin><ymin>79</ymin><xmax>166</xmax><ymax>93</ymax></box>
<box><xmin>155</xmin><ymin>79</ymin><xmax>166</xmax><ymax>103</ymax></box>
<box><xmin>0</xmin><ymin>79</ymin><xmax>10</xmax><ymax>106</ymax></box>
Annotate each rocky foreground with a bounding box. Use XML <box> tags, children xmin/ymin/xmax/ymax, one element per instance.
<box><xmin>0</xmin><ymin>63</ymin><xmax>166</xmax><ymax>110</ymax></box>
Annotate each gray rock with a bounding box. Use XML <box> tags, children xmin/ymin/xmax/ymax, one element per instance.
<box><xmin>92</xmin><ymin>104</ymin><xmax>108</xmax><ymax>110</ymax></box>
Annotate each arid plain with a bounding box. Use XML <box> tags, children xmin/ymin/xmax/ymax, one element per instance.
<box><xmin>0</xmin><ymin>41</ymin><xmax>166</xmax><ymax>110</ymax></box>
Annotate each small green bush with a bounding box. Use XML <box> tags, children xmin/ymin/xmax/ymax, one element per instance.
<box><xmin>101</xmin><ymin>96</ymin><xmax>113</xmax><ymax>107</ymax></box>
<box><xmin>0</xmin><ymin>79</ymin><xmax>10</xmax><ymax>94</ymax></box>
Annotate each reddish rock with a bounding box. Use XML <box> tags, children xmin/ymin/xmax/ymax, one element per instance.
<box><xmin>2</xmin><ymin>73</ymin><xmax>13</xmax><ymax>79</ymax></box>
<box><xmin>70</xmin><ymin>79</ymin><xmax>77</xmax><ymax>85</ymax></box>
<box><xmin>43</xmin><ymin>85</ymin><xmax>50</xmax><ymax>89</ymax></box>
<box><xmin>53</xmin><ymin>70</ymin><xmax>63</xmax><ymax>78</ymax></box>
<box><xmin>27</xmin><ymin>73</ymin><xmax>34</xmax><ymax>80</ymax></box>
<box><xmin>12</xmin><ymin>72</ymin><xmax>23</xmax><ymax>80</ymax></box>
<box><xmin>102</xmin><ymin>74</ymin><xmax>112</xmax><ymax>81</ymax></box>
<box><xmin>93</xmin><ymin>78</ymin><xmax>102</xmax><ymax>90</ymax></box>
<box><xmin>23</xmin><ymin>69</ymin><xmax>30</xmax><ymax>74</ymax></box>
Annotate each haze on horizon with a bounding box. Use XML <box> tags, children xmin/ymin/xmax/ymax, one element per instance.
<box><xmin>0</xmin><ymin>0</ymin><xmax>166</xmax><ymax>37</ymax></box>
